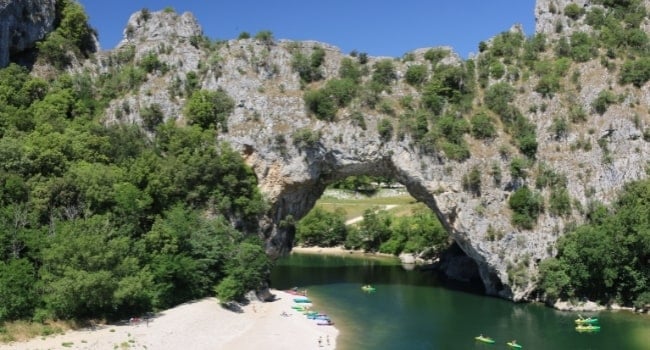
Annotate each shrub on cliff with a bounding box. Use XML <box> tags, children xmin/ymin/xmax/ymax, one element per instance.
<box><xmin>508</xmin><ymin>186</ymin><xmax>543</xmax><ymax>229</ymax></box>
<box><xmin>185</xmin><ymin>89</ymin><xmax>234</xmax><ymax>131</ymax></box>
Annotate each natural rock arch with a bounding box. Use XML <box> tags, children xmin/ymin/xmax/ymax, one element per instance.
<box><xmin>99</xmin><ymin>6</ymin><xmax>649</xmax><ymax>302</ymax></box>
<box><xmin>231</xmin><ymin>128</ymin><xmax>513</xmax><ymax>299</ymax></box>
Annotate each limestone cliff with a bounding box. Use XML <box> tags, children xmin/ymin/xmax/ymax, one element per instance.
<box><xmin>0</xmin><ymin>0</ymin><xmax>56</xmax><ymax>67</ymax></box>
<box><xmin>72</xmin><ymin>3</ymin><xmax>650</xmax><ymax>301</ymax></box>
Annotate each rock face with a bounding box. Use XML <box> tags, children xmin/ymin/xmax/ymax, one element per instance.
<box><xmin>88</xmin><ymin>7</ymin><xmax>650</xmax><ymax>302</ymax></box>
<box><xmin>535</xmin><ymin>0</ymin><xmax>650</xmax><ymax>38</ymax></box>
<box><xmin>0</xmin><ymin>0</ymin><xmax>56</xmax><ymax>67</ymax></box>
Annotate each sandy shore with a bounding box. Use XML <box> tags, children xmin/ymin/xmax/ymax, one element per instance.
<box><xmin>1</xmin><ymin>290</ymin><xmax>338</xmax><ymax>350</ymax></box>
<box><xmin>292</xmin><ymin>245</ymin><xmax>395</xmax><ymax>259</ymax></box>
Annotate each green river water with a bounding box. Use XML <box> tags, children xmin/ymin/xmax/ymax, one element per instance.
<box><xmin>270</xmin><ymin>253</ymin><xmax>650</xmax><ymax>350</ymax></box>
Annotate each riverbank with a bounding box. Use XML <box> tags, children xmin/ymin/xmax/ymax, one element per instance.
<box><xmin>292</xmin><ymin>246</ymin><xmax>396</xmax><ymax>260</ymax></box>
<box><xmin>1</xmin><ymin>290</ymin><xmax>338</xmax><ymax>350</ymax></box>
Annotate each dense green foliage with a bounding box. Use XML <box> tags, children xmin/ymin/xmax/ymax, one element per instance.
<box><xmin>0</xmin><ymin>55</ymin><xmax>268</xmax><ymax>322</ymax></box>
<box><xmin>296</xmin><ymin>204</ymin><xmax>449</xmax><ymax>258</ymax></box>
<box><xmin>539</xmin><ymin>179</ymin><xmax>650</xmax><ymax>307</ymax></box>
<box><xmin>296</xmin><ymin>208</ymin><xmax>347</xmax><ymax>247</ymax></box>
<box><xmin>508</xmin><ymin>186</ymin><xmax>543</xmax><ymax>229</ymax></box>
<box><xmin>37</xmin><ymin>0</ymin><xmax>96</xmax><ymax>69</ymax></box>
<box><xmin>291</xmin><ymin>46</ymin><xmax>326</xmax><ymax>84</ymax></box>
<box><xmin>184</xmin><ymin>89</ymin><xmax>235</xmax><ymax>131</ymax></box>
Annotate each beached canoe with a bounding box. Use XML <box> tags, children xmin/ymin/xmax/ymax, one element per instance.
<box><xmin>293</xmin><ymin>297</ymin><xmax>312</xmax><ymax>303</ymax></box>
<box><xmin>308</xmin><ymin>314</ymin><xmax>330</xmax><ymax>320</ymax></box>
<box><xmin>317</xmin><ymin>319</ymin><xmax>335</xmax><ymax>326</ymax></box>
<box><xmin>574</xmin><ymin>317</ymin><xmax>598</xmax><ymax>325</ymax></box>
<box><xmin>575</xmin><ymin>324</ymin><xmax>601</xmax><ymax>332</ymax></box>
<box><xmin>507</xmin><ymin>341</ymin><xmax>523</xmax><ymax>348</ymax></box>
<box><xmin>475</xmin><ymin>335</ymin><xmax>495</xmax><ymax>344</ymax></box>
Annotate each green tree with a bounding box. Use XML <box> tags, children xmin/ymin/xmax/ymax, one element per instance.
<box><xmin>140</xmin><ymin>103</ymin><xmax>165</xmax><ymax>131</ymax></box>
<box><xmin>372</xmin><ymin>59</ymin><xmax>397</xmax><ymax>89</ymax></box>
<box><xmin>405</xmin><ymin>64</ymin><xmax>428</xmax><ymax>86</ymax></box>
<box><xmin>620</xmin><ymin>57</ymin><xmax>650</xmax><ymax>87</ymax></box>
<box><xmin>508</xmin><ymin>186</ymin><xmax>543</xmax><ymax>229</ymax></box>
<box><xmin>185</xmin><ymin>89</ymin><xmax>235</xmax><ymax>131</ymax></box>
<box><xmin>339</xmin><ymin>57</ymin><xmax>362</xmax><ymax>83</ymax></box>
<box><xmin>470</xmin><ymin>111</ymin><xmax>496</xmax><ymax>139</ymax></box>
<box><xmin>0</xmin><ymin>259</ymin><xmax>37</xmax><ymax>321</ymax></box>
<box><xmin>296</xmin><ymin>208</ymin><xmax>347</xmax><ymax>247</ymax></box>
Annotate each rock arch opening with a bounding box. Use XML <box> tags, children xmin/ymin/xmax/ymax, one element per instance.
<box><xmin>260</xmin><ymin>155</ymin><xmax>502</xmax><ymax>297</ymax></box>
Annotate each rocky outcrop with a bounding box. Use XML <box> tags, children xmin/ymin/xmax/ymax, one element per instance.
<box><xmin>91</xmin><ymin>6</ymin><xmax>650</xmax><ymax>302</ymax></box>
<box><xmin>536</xmin><ymin>0</ymin><xmax>650</xmax><ymax>38</ymax></box>
<box><xmin>0</xmin><ymin>0</ymin><xmax>56</xmax><ymax>67</ymax></box>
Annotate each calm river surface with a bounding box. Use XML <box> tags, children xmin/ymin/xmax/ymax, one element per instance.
<box><xmin>270</xmin><ymin>253</ymin><xmax>650</xmax><ymax>350</ymax></box>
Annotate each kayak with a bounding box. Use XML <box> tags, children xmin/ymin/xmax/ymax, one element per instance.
<box><xmin>507</xmin><ymin>341</ymin><xmax>523</xmax><ymax>349</ymax></box>
<box><xmin>475</xmin><ymin>335</ymin><xmax>495</xmax><ymax>344</ymax></box>
<box><xmin>575</xmin><ymin>317</ymin><xmax>598</xmax><ymax>325</ymax></box>
<box><xmin>575</xmin><ymin>324</ymin><xmax>601</xmax><ymax>332</ymax></box>
<box><xmin>361</xmin><ymin>285</ymin><xmax>376</xmax><ymax>292</ymax></box>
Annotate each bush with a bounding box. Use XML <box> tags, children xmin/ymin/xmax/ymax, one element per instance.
<box><xmin>591</xmin><ymin>89</ymin><xmax>617</xmax><ymax>114</ymax></box>
<box><xmin>184</xmin><ymin>89</ymin><xmax>235</xmax><ymax>131</ymax></box>
<box><xmin>303</xmin><ymin>89</ymin><xmax>336</xmax><ymax>121</ymax></box>
<box><xmin>440</xmin><ymin>140</ymin><xmax>470</xmax><ymax>161</ymax></box>
<box><xmin>549</xmin><ymin>117</ymin><xmax>568</xmax><ymax>140</ymax></box>
<box><xmin>508</xmin><ymin>186</ymin><xmax>543</xmax><ymax>229</ymax></box>
<box><xmin>292</xmin><ymin>128</ymin><xmax>321</xmax><ymax>148</ymax></box>
<box><xmin>140</xmin><ymin>104</ymin><xmax>164</xmax><ymax>131</ymax></box>
<box><xmin>549</xmin><ymin>188</ymin><xmax>572</xmax><ymax>217</ymax></box>
<box><xmin>339</xmin><ymin>58</ymin><xmax>362</xmax><ymax>83</ymax></box>
<box><xmin>462</xmin><ymin>166</ymin><xmax>482</xmax><ymax>196</ymax></box>
<box><xmin>490</xmin><ymin>61</ymin><xmax>506</xmax><ymax>79</ymax></box>
<box><xmin>510</xmin><ymin>157</ymin><xmax>529</xmax><ymax>180</ymax></box>
<box><xmin>570</xmin><ymin>32</ymin><xmax>596</xmax><ymax>62</ymax></box>
<box><xmin>254</xmin><ymin>30</ymin><xmax>274</xmax><ymax>44</ymax></box>
<box><xmin>324</xmin><ymin>78</ymin><xmax>357</xmax><ymax>107</ymax></box>
<box><xmin>139</xmin><ymin>52</ymin><xmax>165</xmax><ymax>73</ymax></box>
<box><xmin>634</xmin><ymin>291</ymin><xmax>650</xmax><ymax>310</ymax></box>
<box><xmin>405</xmin><ymin>64</ymin><xmax>428</xmax><ymax>86</ymax></box>
<box><xmin>470</xmin><ymin>111</ymin><xmax>496</xmax><ymax>139</ymax></box>
<box><xmin>292</xmin><ymin>47</ymin><xmax>327</xmax><ymax>83</ymax></box>
<box><xmin>377</xmin><ymin>118</ymin><xmax>394</xmax><ymax>142</ymax></box>
<box><xmin>484</xmin><ymin>82</ymin><xmax>515</xmax><ymax>116</ymax></box>
<box><xmin>564</xmin><ymin>3</ymin><xmax>583</xmax><ymax>19</ymax></box>
<box><xmin>620</xmin><ymin>57</ymin><xmax>650</xmax><ymax>87</ymax></box>
<box><xmin>372</xmin><ymin>59</ymin><xmax>397</xmax><ymax>89</ymax></box>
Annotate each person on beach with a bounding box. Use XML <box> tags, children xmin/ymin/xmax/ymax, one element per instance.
<box><xmin>327</xmin><ymin>335</ymin><xmax>330</xmax><ymax>345</ymax></box>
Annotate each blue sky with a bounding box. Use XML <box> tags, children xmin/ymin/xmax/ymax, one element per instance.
<box><xmin>79</xmin><ymin>0</ymin><xmax>536</xmax><ymax>58</ymax></box>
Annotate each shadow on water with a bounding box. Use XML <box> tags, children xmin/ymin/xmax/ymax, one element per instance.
<box><xmin>271</xmin><ymin>253</ymin><xmax>485</xmax><ymax>297</ymax></box>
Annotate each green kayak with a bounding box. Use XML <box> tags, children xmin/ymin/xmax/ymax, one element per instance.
<box><xmin>475</xmin><ymin>335</ymin><xmax>495</xmax><ymax>344</ymax></box>
<box><xmin>576</xmin><ymin>324</ymin><xmax>601</xmax><ymax>332</ymax></box>
<box><xmin>507</xmin><ymin>341</ymin><xmax>523</xmax><ymax>348</ymax></box>
<box><xmin>575</xmin><ymin>317</ymin><xmax>598</xmax><ymax>325</ymax></box>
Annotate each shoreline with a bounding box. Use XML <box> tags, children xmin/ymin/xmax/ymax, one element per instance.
<box><xmin>1</xmin><ymin>290</ymin><xmax>338</xmax><ymax>350</ymax></box>
<box><xmin>291</xmin><ymin>245</ymin><xmax>397</xmax><ymax>260</ymax></box>
<box><xmin>291</xmin><ymin>246</ymin><xmax>650</xmax><ymax>315</ymax></box>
